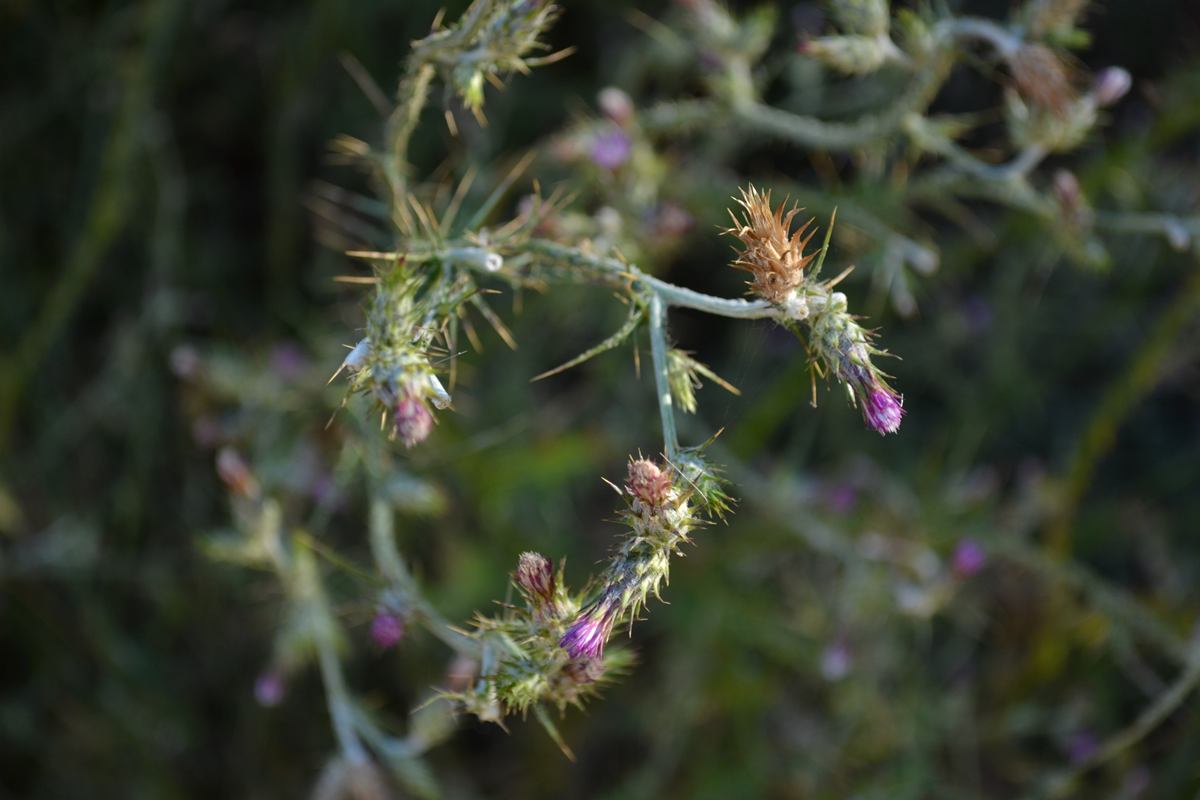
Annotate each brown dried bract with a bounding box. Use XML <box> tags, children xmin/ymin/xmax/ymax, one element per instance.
<box><xmin>722</xmin><ymin>185</ymin><xmax>817</xmax><ymax>305</ymax></box>
<box><xmin>1009</xmin><ymin>44</ymin><xmax>1077</xmax><ymax>117</ymax></box>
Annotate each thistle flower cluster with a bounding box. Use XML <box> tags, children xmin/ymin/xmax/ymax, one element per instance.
<box><xmin>449</xmin><ymin>552</ymin><xmax>629</xmax><ymax>723</ymax></box>
<box><xmin>559</xmin><ymin>459</ymin><xmax>701</xmax><ymax>659</ymax></box>
<box><xmin>337</xmin><ymin>264</ymin><xmax>451</xmax><ymax>448</ymax></box>
<box><xmin>413</xmin><ymin>0</ymin><xmax>561</xmax><ymax>112</ymax></box>
<box><xmin>723</xmin><ymin>186</ymin><xmax>904</xmax><ymax>434</ymax></box>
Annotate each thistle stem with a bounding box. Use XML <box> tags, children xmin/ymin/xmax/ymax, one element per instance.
<box><xmin>648</xmin><ymin>292</ymin><xmax>679</xmax><ymax>461</ymax></box>
<box><xmin>369</xmin><ymin>497</ymin><xmax>483</xmax><ymax>660</ymax></box>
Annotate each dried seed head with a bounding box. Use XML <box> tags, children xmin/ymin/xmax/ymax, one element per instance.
<box><xmin>515</xmin><ymin>551</ymin><xmax>556</xmax><ymax>604</ymax></box>
<box><xmin>628</xmin><ymin>459</ymin><xmax>673</xmax><ymax>507</ymax></box>
<box><xmin>1009</xmin><ymin>44</ymin><xmax>1076</xmax><ymax>116</ymax></box>
<box><xmin>722</xmin><ymin>185</ymin><xmax>818</xmax><ymax>305</ymax></box>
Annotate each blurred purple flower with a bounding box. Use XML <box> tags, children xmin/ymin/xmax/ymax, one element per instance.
<box><xmin>952</xmin><ymin>537</ymin><xmax>988</xmax><ymax>577</ymax></box>
<box><xmin>962</xmin><ymin>296</ymin><xmax>993</xmax><ymax>334</ymax></box>
<box><xmin>1066</xmin><ymin>730</ymin><xmax>1100</xmax><ymax>765</ymax></box>
<box><xmin>370</xmin><ymin>611</ymin><xmax>404</xmax><ymax>649</ymax></box>
<box><xmin>254</xmin><ymin>670</ymin><xmax>286</xmax><ymax>707</ymax></box>
<box><xmin>826</xmin><ymin>482</ymin><xmax>857</xmax><ymax>514</ymax></box>
<box><xmin>590</xmin><ymin>129</ymin><xmax>631</xmax><ymax>170</ymax></box>
<box><xmin>819</xmin><ymin>640</ymin><xmax>852</xmax><ymax>681</ymax></box>
<box><xmin>269</xmin><ymin>340</ymin><xmax>308</xmax><ymax>379</ymax></box>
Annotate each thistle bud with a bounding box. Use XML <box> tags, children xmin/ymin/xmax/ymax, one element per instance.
<box><xmin>515</xmin><ymin>552</ymin><xmax>556</xmax><ymax>604</ymax></box>
<box><xmin>628</xmin><ymin>459</ymin><xmax>673</xmax><ymax>507</ymax></box>
<box><xmin>1092</xmin><ymin>67</ymin><xmax>1131</xmax><ymax>106</ymax></box>
<box><xmin>1009</xmin><ymin>44</ymin><xmax>1075</xmax><ymax>117</ymax></box>
<box><xmin>800</xmin><ymin>35</ymin><xmax>891</xmax><ymax>75</ymax></box>
<box><xmin>598</xmin><ymin>86</ymin><xmax>634</xmax><ymax>127</ymax></box>
<box><xmin>394</xmin><ymin>392</ymin><xmax>433</xmax><ymax>449</ymax></box>
<box><xmin>216</xmin><ymin>447</ymin><xmax>258</xmax><ymax>498</ymax></box>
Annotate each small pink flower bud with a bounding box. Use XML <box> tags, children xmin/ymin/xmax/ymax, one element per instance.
<box><xmin>395</xmin><ymin>393</ymin><xmax>433</xmax><ymax>449</ymax></box>
<box><xmin>515</xmin><ymin>552</ymin><xmax>556</xmax><ymax>604</ymax></box>
<box><xmin>216</xmin><ymin>447</ymin><xmax>257</xmax><ymax>497</ymax></box>
<box><xmin>1053</xmin><ymin>169</ymin><xmax>1084</xmax><ymax>216</ymax></box>
<box><xmin>370</xmin><ymin>611</ymin><xmax>404</xmax><ymax>649</ymax></box>
<box><xmin>254</xmin><ymin>669</ymin><xmax>286</xmax><ymax>707</ymax></box>
<box><xmin>628</xmin><ymin>459</ymin><xmax>672</xmax><ymax>506</ymax></box>
<box><xmin>597</xmin><ymin>87</ymin><xmax>635</xmax><ymax>128</ymax></box>
<box><xmin>1093</xmin><ymin>67</ymin><xmax>1132</xmax><ymax>106</ymax></box>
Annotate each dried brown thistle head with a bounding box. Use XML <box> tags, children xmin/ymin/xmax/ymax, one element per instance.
<box><xmin>722</xmin><ymin>185</ymin><xmax>817</xmax><ymax>305</ymax></box>
<box><xmin>1009</xmin><ymin>44</ymin><xmax>1078</xmax><ymax>117</ymax></box>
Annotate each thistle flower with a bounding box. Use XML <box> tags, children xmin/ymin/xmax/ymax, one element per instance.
<box><xmin>559</xmin><ymin>459</ymin><xmax>700</xmax><ymax>658</ymax></box>
<box><xmin>807</xmin><ymin>293</ymin><xmax>905</xmax><ymax>434</ymax></box>
<box><xmin>722</xmin><ymin>185</ymin><xmax>817</xmax><ymax>306</ymax></box>
<box><xmin>560</xmin><ymin>598</ymin><xmax>621</xmax><ymax>658</ymax></box>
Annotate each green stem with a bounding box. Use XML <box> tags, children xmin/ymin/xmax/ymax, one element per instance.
<box><xmin>1047</xmin><ymin>253</ymin><xmax>1200</xmax><ymax>559</ymax></box>
<box><xmin>648</xmin><ymin>293</ymin><xmax>679</xmax><ymax>461</ymax></box>
<box><xmin>368</xmin><ymin>498</ymin><xmax>482</xmax><ymax>660</ymax></box>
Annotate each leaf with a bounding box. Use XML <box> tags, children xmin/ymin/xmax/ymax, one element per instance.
<box><xmin>531</xmin><ymin>303</ymin><xmax>645</xmax><ymax>382</ymax></box>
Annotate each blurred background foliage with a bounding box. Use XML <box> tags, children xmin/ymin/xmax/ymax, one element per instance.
<box><xmin>3</xmin><ymin>0</ymin><xmax>1200</xmax><ymax>797</ymax></box>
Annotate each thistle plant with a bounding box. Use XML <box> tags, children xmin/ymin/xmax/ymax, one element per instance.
<box><xmin>171</xmin><ymin>0</ymin><xmax>1200</xmax><ymax>794</ymax></box>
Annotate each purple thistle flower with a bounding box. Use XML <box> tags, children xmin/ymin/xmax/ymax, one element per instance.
<box><xmin>952</xmin><ymin>537</ymin><xmax>988</xmax><ymax>577</ymax></box>
<box><xmin>590</xmin><ymin>129</ymin><xmax>631</xmax><ymax>170</ymax></box>
<box><xmin>370</xmin><ymin>611</ymin><xmax>405</xmax><ymax>649</ymax></box>
<box><xmin>860</xmin><ymin>385</ymin><xmax>904</xmax><ymax>434</ymax></box>
<box><xmin>559</xmin><ymin>600</ymin><xmax>619</xmax><ymax>659</ymax></box>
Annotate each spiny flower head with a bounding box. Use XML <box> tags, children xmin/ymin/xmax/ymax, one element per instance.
<box><xmin>807</xmin><ymin>294</ymin><xmax>904</xmax><ymax>434</ymax></box>
<box><xmin>559</xmin><ymin>458</ymin><xmax>701</xmax><ymax>659</ymax></box>
<box><xmin>448</xmin><ymin>553</ymin><xmax>629</xmax><ymax>725</ymax></box>
<box><xmin>335</xmin><ymin>261</ymin><xmax>451</xmax><ymax>448</ymax></box>
<box><xmin>722</xmin><ymin>185</ymin><xmax>818</xmax><ymax>305</ymax></box>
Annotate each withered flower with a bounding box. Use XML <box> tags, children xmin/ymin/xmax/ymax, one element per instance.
<box><xmin>1009</xmin><ymin>44</ymin><xmax>1076</xmax><ymax>117</ymax></box>
<box><xmin>722</xmin><ymin>185</ymin><xmax>818</xmax><ymax>305</ymax></box>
